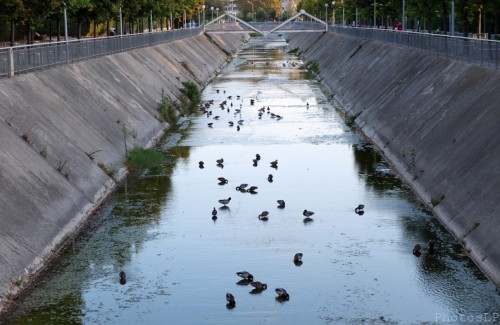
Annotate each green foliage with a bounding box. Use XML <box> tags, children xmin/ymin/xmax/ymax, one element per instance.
<box><xmin>306</xmin><ymin>59</ymin><xmax>320</xmax><ymax>74</ymax></box>
<box><xmin>125</xmin><ymin>147</ymin><xmax>164</xmax><ymax>170</ymax></box>
<box><xmin>431</xmin><ymin>193</ymin><xmax>446</xmax><ymax>206</ymax></box>
<box><xmin>288</xmin><ymin>47</ymin><xmax>300</xmax><ymax>55</ymax></box>
<box><xmin>180</xmin><ymin>81</ymin><xmax>201</xmax><ymax>115</ymax></box>
<box><xmin>157</xmin><ymin>88</ymin><xmax>180</xmax><ymax>125</ymax></box>
<box><xmin>98</xmin><ymin>161</ymin><xmax>116</xmax><ymax>179</ymax></box>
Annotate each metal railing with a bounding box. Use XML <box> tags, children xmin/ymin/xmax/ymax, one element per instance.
<box><xmin>0</xmin><ymin>27</ymin><xmax>202</xmax><ymax>78</ymax></box>
<box><xmin>330</xmin><ymin>26</ymin><xmax>500</xmax><ymax>69</ymax></box>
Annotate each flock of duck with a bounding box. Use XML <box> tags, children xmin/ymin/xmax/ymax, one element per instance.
<box><xmin>118</xmin><ymin>88</ymin><xmax>438</xmax><ymax>307</ymax></box>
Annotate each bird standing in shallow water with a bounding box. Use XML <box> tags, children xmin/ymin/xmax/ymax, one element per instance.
<box><xmin>275</xmin><ymin>288</ymin><xmax>289</xmax><ymax>300</ymax></box>
<box><xmin>270</xmin><ymin>160</ymin><xmax>278</xmax><ymax>169</ymax></box>
<box><xmin>219</xmin><ymin>197</ymin><xmax>231</xmax><ymax>206</ymax></box>
<box><xmin>303</xmin><ymin>209</ymin><xmax>315</xmax><ymax>217</ymax></box>
<box><xmin>250</xmin><ymin>281</ymin><xmax>267</xmax><ymax>291</ymax></box>
<box><xmin>119</xmin><ymin>271</ymin><xmax>126</xmax><ymax>285</ymax></box>
<box><xmin>268</xmin><ymin>174</ymin><xmax>273</xmax><ymax>182</ymax></box>
<box><xmin>354</xmin><ymin>204</ymin><xmax>364</xmax><ymax>214</ymax></box>
<box><xmin>294</xmin><ymin>253</ymin><xmax>303</xmax><ymax>263</ymax></box>
<box><xmin>236</xmin><ymin>271</ymin><xmax>254</xmax><ymax>281</ymax></box>
<box><xmin>218</xmin><ymin>177</ymin><xmax>228</xmax><ymax>185</ymax></box>
<box><xmin>199</xmin><ymin>161</ymin><xmax>204</xmax><ymax>168</ymax></box>
<box><xmin>277</xmin><ymin>200</ymin><xmax>285</xmax><ymax>208</ymax></box>
<box><xmin>211</xmin><ymin>207</ymin><xmax>217</xmax><ymax>220</ymax></box>
<box><xmin>413</xmin><ymin>244</ymin><xmax>422</xmax><ymax>257</ymax></box>
<box><xmin>258</xmin><ymin>211</ymin><xmax>269</xmax><ymax>221</ymax></box>
<box><xmin>226</xmin><ymin>293</ymin><xmax>235</xmax><ymax>305</ymax></box>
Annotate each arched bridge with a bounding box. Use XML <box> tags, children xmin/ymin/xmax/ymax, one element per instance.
<box><xmin>204</xmin><ymin>10</ymin><xmax>328</xmax><ymax>36</ymax></box>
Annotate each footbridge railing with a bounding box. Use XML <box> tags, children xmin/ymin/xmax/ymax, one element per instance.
<box><xmin>204</xmin><ymin>10</ymin><xmax>327</xmax><ymax>36</ymax></box>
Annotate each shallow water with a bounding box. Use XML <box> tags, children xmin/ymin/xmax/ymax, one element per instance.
<box><xmin>3</xmin><ymin>35</ymin><xmax>500</xmax><ymax>325</ymax></box>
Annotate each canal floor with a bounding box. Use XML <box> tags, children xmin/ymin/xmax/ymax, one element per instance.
<box><xmin>2</xmin><ymin>36</ymin><xmax>500</xmax><ymax>325</ymax></box>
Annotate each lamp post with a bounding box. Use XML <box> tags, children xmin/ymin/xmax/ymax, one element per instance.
<box><xmin>202</xmin><ymin>5</ymin><xmax>206</xmax><ymax>24</ymax></box>
<box><xmin>373</xmin><ymin>0</ymin><xmax>376</xmax><ymax>27</ymax></box>
<box><xmin>63</xmin><ymin>2</ymin><xmax>69</xmax><ymax>63</ymax></box>
<box><xmin>211</xmin><ymin>6</ymin><xmax>214</xmax><ymax>21</ymax></box>
<box><xmin>247</xmin><ymin>1</ymin><xmax>254</xmax><ymax>21</ymax></box>
<box><xmin>342</xmin><ymin>0</ymin><xmax>345</xmax><ymax>26</ymax></box>
<box><xmin>332</xmin><ymin>1</ymin><xmax>335</xmax><ymax>25</ymax></box>
<box><xmin>216</xmin><ymin>7</ymin><xmax>219</xmax><ymax>20</ymax></box>
<box><xmin>325</xmin><ymin>3</ymin><xmax>328</xmax><ymax>23</ymax></box>
<box><xmin>402</xmin><ymin>0</ymin><xmax>405</xmax><ymax>30</ymax></box>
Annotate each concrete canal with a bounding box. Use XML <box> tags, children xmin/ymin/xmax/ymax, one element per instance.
<box><xmin>2</xmin><ymin>35</ymin><xmax>500</xmax><ymax>325</ymax></box>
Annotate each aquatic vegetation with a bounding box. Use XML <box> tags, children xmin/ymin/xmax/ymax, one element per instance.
<box><xmin>125</xmin><ymin>147</ymin><xmax>164</xmax><ymax>170</ymax></box>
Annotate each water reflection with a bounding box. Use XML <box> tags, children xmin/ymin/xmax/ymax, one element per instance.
<box><xmin>3</xmin><ymin>35</ymin><xmax>500</xmax><ymax>325</ymax></box>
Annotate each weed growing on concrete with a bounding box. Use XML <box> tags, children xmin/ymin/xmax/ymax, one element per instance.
<box><xmin>57</xmin><ymin>160</ymin><xmax>67</xmax><ymax>173</ymax></box>
<box><xmin>306</xmin><ymin>60</ymin><xmax>320</xmax><ymax>75</ymax></box>
<box><xmin>158</xmin><ymin>88</ymin><xmax>180</xmax><ymax>125</ymax></box>
<box><xmin>86</xmin><ymin>150</ymin><xmax>102</xmax><ymax>160</ymax></box>
<box><xmin>180</xmin><ymin>81</ymin><xmax>201</xmax><ymax>115</ymax></box>
<box><xmin>40</xmin><ymin>150</ymin><xmax>47</xmax><ymax>158</ymax></box>
<box><xmin>463</xmin><ymin>222</ymin><xmax>480</xmax><ymax>238</ymax></box>
<box><xmin>125</xmin><ymin>148</ymin><xmax>164</xmax><ymax>171</ymax></box>
<box><xmin>431</xmin><ymin>193</ymin><xmax>446</xmax><ymax>206</ymax></box>
<box><xmin>288</xmin><ymin>47</ymin><xmax>301</xmax><ymax>55</ymax></box>
<box><xmin>98</xmin><ymin>161</ymin><xmax>116</xmax><ymax>179</ymax></box>
<box><xmin>407</xmin><ymin>148</ymin><xmax>416</xmax><ymax>178</ymax></box>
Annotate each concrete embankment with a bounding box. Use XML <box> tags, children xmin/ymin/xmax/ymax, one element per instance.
<box><xmin>288</xmin><ymin>32</ymin><xmax>500</xmax><ymax>287</ymax></box>
<box><xmin>0</xmin><ymin>32</ymin><xmax>247</xmax><ymax>308</ymax></box>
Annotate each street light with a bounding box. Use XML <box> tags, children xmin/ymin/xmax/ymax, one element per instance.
<box><xmin>202</xmin><ymin>5</ymin><xmax>206</xmax><ymax>24</ymax></box>
<box><xmin>211</xmin><ymin>6</ymin><xmax>214</xmax><ymax>21</ymax></box>
<box><xmin>373</xmin><ymin>0</ymin><xmax>376</xmax><ymax>27</ymax></box>
<box><xmin>342</xmin><ymin>0</ymin><xmax>345</xmax><ymax>26</ymax></box>
<box><xmin>325</xmin><ymin>3</ymin><xmax>328</xmax><ymax>24</ymax></box>
<box><xmin>332</xmin><ymin>1</ymin><xmax>336</xmax><ymax>25</ymax></box>
<box><xmin>247</xmin><ymin>1</ymin><xmax>254</xmax><ymax>21</ymax></box>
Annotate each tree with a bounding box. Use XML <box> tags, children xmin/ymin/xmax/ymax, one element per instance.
<box><xmin>0</xmin><ymin>0</ymin><xmax>26</xmax><ymax>45</ymax></box>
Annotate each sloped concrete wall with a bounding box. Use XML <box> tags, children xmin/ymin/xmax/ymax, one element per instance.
<box><xmin>0</xmin><ymin>32</ymin><xmax>247</xmax><ymax>306</ymax></box>
<box><xmin>288</xmin><ymin>32</ymin><xmax>500</xmax><ymax>288</ymax></box>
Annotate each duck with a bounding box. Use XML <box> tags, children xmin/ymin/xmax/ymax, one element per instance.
<box><xmin>413</xmin><ymin>244</ymin><xmax>422</xmax><ymax>257</ymax></box>
<box><xmin>255</xmin><ymin>154</ymin><xmax>261</xmax><ymax>161</ymax></box>
<box><xmin>199</xmin><ymin>161</ymin><xmax>204</xmax><ymax>168</ymax></box>
<box><xmin>119</xmin><ymin>271</ymin><xmax>126</xmax><ymax>285</ymax></box>
<box><xmin>258</xmin><ymin>211</ymin><xmax>269</xmax><ymax>221</ymax></box>
<box><xmin>247</xmin><ymin>186</ymin><xmax>258</xmax><ymax>194</ymax></box>
<box><xmin>250</xmin><ymin>281</ymin><xmax>268</xmax><ymax>290</ymax></box>
<box><xmin>268</xmin><ymin>174</ymin><xmax>274</xmax><ymax>182</ymax></box>
<box><xmin>277</xmin><ymin>200</ymin><xmax>285</xmax><ymax>208</ymax></box>
<box><xmin>226</xmin><ymin>292</ymin><xmax>235</xmax><ymax>305</ymax></box>
<box><xmin>275</xmin><ymin>288</ymin><xmax>289</xmax><ymax>300</ymax></box>
<box><xmin>218</xmin><ymin>197</ymin><xmax>231</xmax><ymax>206</ymax></box>
<box><xmin>237</xmin><ymin>125</ymin><xmax>240</xmax><ymax>131</ymax></box>
<box><xmin>236</xmin><ymin>183</ymin><xmax>248</xmax><ymax>191</ymax></box>
<box><xmin>428</xmin><ymin>240</ymin><xmax>436</xmax><ymax>254</ymax></box>
<box><xmin>252</xmin><ymin>158</ymin><xmax>258</xmax><ymax>166</ymax></box>
<box><xmin>212</xmin><ymin>207</ymin><xmax>217</xmax><ymax>217</ymax></box>
<box><xmin>294</xmin><ymin>253</ymin><xmax>303</xmax><ymax>263</ymax></box>
<box><xmin>218</xmin><ymin>177</ymin><xmax>228</xmax><ymax>184</ymax></box>
<box><xmin>207</xmin><ymin>123</ymin><xmax>213</xmax><ymax>128</ymax></box>
<box><xmin>228</xmin><ymin>121</ymin><xmax>234</xmax><ymax>126</ymax></box>
<box><xmin>303</xmin><ymin>209</ymin><xmax>315</xmax><ymax>217</ymax></box>
<box><xmin>236</xmin><ymin>271</ymin><xmax>254</xmax><ymax>281</ymax></box>
<box><xmin>237</xmin><ymin>119</ymin><xmax>244</xmax><ymax>125</ymax></box>
<box><xmin>270</xmin><ymin>160</ymin><xmax>278</xmax><ymax>169</ymax></box>
<box><xmin>216</xmin><ymin>158</ymin><xmax>224</xmax><ymax>165</ymax></box>
<box><xmin>354</xmin><ymin>204</ymin><xmax>364</xmax><ymax>214</ymax></box>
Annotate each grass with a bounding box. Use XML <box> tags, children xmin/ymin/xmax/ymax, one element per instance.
<box><xmin>98</xmin><ymin>161</ymin><xmax>116</xmax><ymax>179</ymax></box>
<box><xmin>157</xmin><ymin>88</ymin><xmax>180</xmax><ymax>125</ymax></box>
<box><xmin>180</xmin><ymin>81</ymin><xmax>201</xmax><ymax>115</ymax></box>
<box><xmin>306</xmin><ymin>60</ymin><xmax>320</xmax><ymax>74</ymax></box>
<box><xmin>125</xmin><ymin>148</ymin><xmax>164</xmax><ymax>170</ymax></box>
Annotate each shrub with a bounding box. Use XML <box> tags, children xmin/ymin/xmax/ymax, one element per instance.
<box><xmin>125</xmin><ymin>148</ymin><xmax>164</xmax><ymax>170</ymax></box>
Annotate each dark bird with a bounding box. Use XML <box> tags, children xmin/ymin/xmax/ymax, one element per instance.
<box><xmin>303</xmin><ymin>209</ymin><xmax>315</xmax><ymax>217</ymax></box>
<box><xmin>275</xmin><ymin>288</ymin><xmax>289</xmax><ymax>300</ymax></box>
<box><xmin>228</xmin><ymin>121</ymin><xmax>234</xmax><ymax>126</ymax></box>
<box><xmin>119</xmin><ymin>271</ymin><xmax>126</xmax><ymax>285</ymax></box>
<box><xmin>255</xmin><ymin>154</ymin><xmax>261</xmax><ymax>161</ymax></box>
<box><xmin>216</xmin><ymin>89</ymin><xmax>220</xmax><ymax>93</ymax></box>
<box><xmin>219</xmin><ymin>197</ymin><xmax>231</xmax><ymax>206</ymax></box>
<box><xmin>268</xmin><ymin>174</ymin><xmax>273</xmax><ymax>182</ymax></box>
<box><xmin>236</xmin><ymin>271</ymin><xmax>254</xmax><ymax>281</ymax></box>
<box><xmin>214</xmin><ymin>116</ymin><xmax>220</xmax><ymax>120</ymax></box>
<box><xmin>247</xmin><ymin>186</ymin><xmax>258</xmax><ymax>194</ymax></box>
<box><xmin>199</xmin><ymin>161</ymin><xmax>204</xmax><ymax>168</ymax></box>
<box><xmin>428</xmin><ymin>240</ymin><xmax>436</xmax><ymax>254</ymax></box>
<box><xmin>250</xmin><ymin>281</ymin><xmax>268</xmax><ymax>291</ymax></box>
<box><xmin>207</xmin><ymin>123</ymin><xmax>213</xmax><ymax>128</ymax></box>
<box><xmin>218</xmin><ymin>177</ymin><xmax>229</xmax><ymax>184</ymax></box>
<box><xmin>252</xmin><ymin>158</ymin><xmax>258</xmax><ymax>166</ymax></box>
<box><xmin>237</xmin><ymin>125</ymin><xmax>240</xmax><ymax>131</ymax></box>
<box><xmin>413</xmin><ymin>244</ymin><xmax>422</xmax><ymax>257</ymax></box>
<box><xmin>354</xmin><ymin>204</ymin><xmax>364</xmax><ymax>214</ymax></box>
<box><xmin>226</xmin><ymin>292</ymin><xmax>236</xmax><ymax>305</ymax></box>
<box><xmin>294</xmin><ymin>253</ymin><xmax>303</xmax><ymax>263</ymax></box>
<box><xmin>216</xmin><ymin>158</ymin><xmax>224</xmax><ymax>165</ymax></box>
<box><xmin>212</xmin><ymin>207</ymin><xmax>217</xmax><ymax>217</ymax></box>
<box><xmin>277</xmin><ymin>200</ymin><xmax>285</xmax><ymax>208</ymax></box>
<box><xmin>258</xmin><ymin>211</ymin><xmax>269</xmax><ymax>221</ymax></box>
<box><xmin>270</xmin><ymin>160</ymin><xmax>278</xmax><ymax>169</ymax></box>
<box><xmin>237</xmin><ymin>119</ymin><xmax>244</xmax><ymax>125</ymax></box>
<box><xmin>236</xmin><ymin>183</ymin><xmax>248</xmax><ymax>191</ymax></box>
